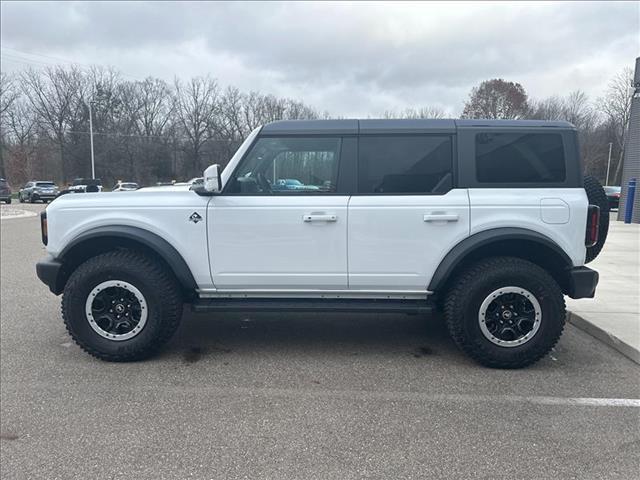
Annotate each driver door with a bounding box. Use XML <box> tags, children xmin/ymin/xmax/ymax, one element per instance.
<box><xmin>208</xmin><ymin>136</ymin><xmax>350</xmax><ymax>290</ymax></box>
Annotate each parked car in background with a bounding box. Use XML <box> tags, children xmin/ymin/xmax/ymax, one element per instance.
<box><xmin>0</xmin><ymin>178</ymin><xmax>11</xmax><ymax>204</ymax></box>
<box><xmin>59</xmin><ymin>178</ymin><xmax>103</xmax><ymax>196</ymax></box>
<box><xmin>272</xmin><ymin>178</ymin><xmax>320</xmax><ymax>191</ymax></box>
<box><xmin>604</xmin><ymin>186</ymin><xmax>621</xmax><ymax>210</ymax></box>
<box><xmin>18</xmin><ymin>181</ymin><xmax>59</xmax><ymax>203</ymax></box>
<box><xmin>173</xmin><ymin>177</ymin><xmax>204</xmax><ymax>188</ymax></box>
<box><xmin>112</xmin><ymin>182</ymin><xmax>140</xmax><ymax>192</ymax></box>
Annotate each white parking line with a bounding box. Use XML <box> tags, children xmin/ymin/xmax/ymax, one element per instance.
<box><xmin>141</xmin><ymin>386</ymin><xmax>640</xmax><ymax>407</ymax></box>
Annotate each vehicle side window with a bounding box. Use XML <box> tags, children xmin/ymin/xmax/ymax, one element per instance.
<box><xmin>226</xmin><ymin>137</ymin><xmax>341</xmax><ymax>194</ymax></box>
<box><xmin>358</xmin><ymin>135</ymin><xmax>453</xmax><ymax>194</ymax></box>
<box><xmin>475</xmin><ymin>133</ymin><xmax>566</xmax><ymax>183</ymax></box>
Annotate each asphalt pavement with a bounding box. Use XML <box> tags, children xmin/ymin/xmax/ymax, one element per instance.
<box><xmin>1</xmin><ymin>205</ymin><xmax>639</xmax><ymax>479</ymax></box>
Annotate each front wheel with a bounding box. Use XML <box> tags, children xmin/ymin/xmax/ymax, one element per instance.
<box><xmin>444</xmin><ymin>257</ymin><xmax>566</xmax><ymax>368</ymax></box>
<box><xmin>62</xmin><ymin>250</ymin><xmax>183</xmax><ymax>361</ymax></box>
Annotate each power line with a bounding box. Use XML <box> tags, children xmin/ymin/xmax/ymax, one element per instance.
<box><xmin>0</xmin><ymin>47</ymin><xmax>143</xmax><ymax>80</ymax></box>
<box><xmin>66</xmin><ymin>130</ymin><xmax>237</xmax><ymax>142</ymax></box>
<box><xmin>1</xmin><ymin>52</ymin><xmax>55</xmax><ymax>68</ymax></box>
<box><xmin>2</xmin><ymin>46</ymin><xmax>95</xmax><ymax>69</ymax></box>
<box><xmin>67</xmin><ymin>130</ymin><xmax>173</xmax><ymax>139</ymax></box>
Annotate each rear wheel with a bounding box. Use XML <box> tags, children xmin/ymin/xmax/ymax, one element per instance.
<box><xmin>5</xmin><ymin>198</ymin><xmax>10</xmax><ymax>204</ymax></box>
<box><xmin>444</xmin><ymin>257</ymin><xmax>566</xmax><ymax>368</ymax></box>
<box><xmin>62</xmin><ymin>250</ymin><xmax>183</xmax><ymax>361</ymax></box>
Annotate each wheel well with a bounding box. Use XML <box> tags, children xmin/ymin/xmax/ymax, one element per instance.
<box><xmin>436</xmin><ymin>238</ymin><xmax>572</xmax><ymax>298</ymax></box>
<box><xmin>58</xmin><ymin>236</ymin><xmax>196</xmax><ymax>300</ymax></box>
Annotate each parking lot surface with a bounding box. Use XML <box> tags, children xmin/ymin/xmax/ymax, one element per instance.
<box><xmin>1</xmin><ymin>208</ymin><xmax>639</xmax><ymax>479</ymax></box>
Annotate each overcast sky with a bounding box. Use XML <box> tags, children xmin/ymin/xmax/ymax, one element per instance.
<box><xmin>1</xmin><ymin>1</ymin><xmax>638</xmax><ymax>117</ymax></box>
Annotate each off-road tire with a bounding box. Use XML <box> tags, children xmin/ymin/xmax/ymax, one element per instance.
<box><xmin>444</xmin><ymin>256</ymin><xmax>566</xmax><ymax>368</ymax></box>
<box><xmin>62</xmin><ymin>249</ymin><xmax>183</xmax><ymax>361</ymax></box>
<box><xmin>583</xmin><ymin>175</ymin><xmax>609</xmax><ymax>263</ymax></box>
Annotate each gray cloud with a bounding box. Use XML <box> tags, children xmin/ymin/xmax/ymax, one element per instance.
<box><xmin>1</xmin><ymin>1</ymin><xmax>637</xmax><ymax>116</ymax></box>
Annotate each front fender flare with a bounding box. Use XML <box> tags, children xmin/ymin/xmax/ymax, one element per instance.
<box><xmin>59</xmin><ymin>225</ymin><xmax>198</xmax><ymax>293</ymax></box>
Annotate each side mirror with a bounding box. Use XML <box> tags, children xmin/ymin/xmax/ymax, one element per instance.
<box><xmin>203</xmin><ymin>164</ymin><xmax>222</xmax><ymax>193</ymax></box>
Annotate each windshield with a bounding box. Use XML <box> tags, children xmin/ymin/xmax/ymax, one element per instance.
<box><xmin>220</xmin><ymin>127</ymin><xmax>261</xmax><ymax>188</ymax></box>
<box><xmin>36</xmin><ymin>182</ymin><xmax>56</xmax><ymax>187</ymax></box>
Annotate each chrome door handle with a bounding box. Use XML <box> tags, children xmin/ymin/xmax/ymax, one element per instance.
<box><xmin>303</xmin><ymin>214</ymin><xmax>337</xmax><ymax>222</ymax></box>
<box><xmin>424</xmin><ymin>214</ymin><xmax>459</xmax><ymax>222</ymax></box>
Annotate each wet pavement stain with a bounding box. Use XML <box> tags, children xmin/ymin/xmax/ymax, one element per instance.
<box><xmin>183</xmin><ymin>347</ymin><xmax>204</xmax><ymax>363</ymax></box>
<box><xmin>413</xmin><ymin>346</ymin><xmax>434</xmax><ymax>358</ymax></box>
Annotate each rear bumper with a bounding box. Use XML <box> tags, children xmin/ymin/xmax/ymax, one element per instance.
<box><xmin>566</xmin><ymin>266</ymin><xmax>599</xmax><ymax>299</ymax></box>
<box><xmin>36</xmin><ymin>256</ymin><xmax>64</xmax><ymax>295</ymax></box>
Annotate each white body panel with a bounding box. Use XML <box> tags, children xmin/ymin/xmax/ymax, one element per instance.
<box><xmin>44</xmin><ymin>190</ymin><xmax>215</xmax><ymax>289</ymax></box>
<box><xmin>468</xmin><ymin>188</ymin><xmax>588</xmax><ymax>266</ymax></box>
<box><xmin>348</xmin><ymin>189</ymin><xmax>470</xmax><ymax>289</ymax></box>
<box><xmin>208</xmin><ymin>196</ymin><xmax>349</xmax><ymax>289</ymax></box>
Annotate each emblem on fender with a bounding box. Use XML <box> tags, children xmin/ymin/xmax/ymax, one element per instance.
<box><xmin>189</xmin><ymin>212</ymin><xmax>202</xmax><ymax>223</ymax></box>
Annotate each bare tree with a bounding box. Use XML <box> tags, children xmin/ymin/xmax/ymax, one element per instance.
<box><xmin>20</xmin><ymin>66</ymin><xmax>86</xmax><ymax>182</ymax></box>
<box><xmin>0</xmin><ymin>72</ymin><xmax>21</xmax><ymax>177</ymax></box>
<box><xmin>174</xmin><ymin>76</ymin><xmax>219</xmax><ymax>175</ymax></box>
<box><xmin>5</xmin><ymin>99</ymin><xmax>38</xmax><ymax>182</ymax></box>
<box><xmin>0</xmin><ymin>72</ymin><xmax>20</xmax><ymax>118</ymax></box>
<box><xmin>383</xmin><ymin>106</ymin><xmax>446</xmax><ymax>119</ymax></box>
<box><xmin>598</xmin><ymin>67</ymin><xmax>634</xmax><ymax>184</ymax></box>
<box><xmin>462</xmin><ymin>79</ymin><xmax>529</xmax><ymax>119</ymax></box>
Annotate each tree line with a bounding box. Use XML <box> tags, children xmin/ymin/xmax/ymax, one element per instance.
<box><xmin>0</xmin><ymin>65</ymin><xmax>633</xmax><ymax>188</ymax></box>
<box><xmin>0</xmin><ymin>66</ymin><xmax>322</xmax><ymax>188</ymax></box>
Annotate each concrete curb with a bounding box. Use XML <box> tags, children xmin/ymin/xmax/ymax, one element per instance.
<box><xmin>567</xmin><ymin>311</ymin><xmax>640</xmax><ymax>365</ymax></box>
<box><xmin>0</xmin><ymin>211</ymin><xmax>38</xmax><ymax>220</ymax></box>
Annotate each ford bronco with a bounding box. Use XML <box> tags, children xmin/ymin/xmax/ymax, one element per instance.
<box><xmin>36</xmin><ymin>119</ymin><xmax>609</xmax><ymax>368</ymax></box>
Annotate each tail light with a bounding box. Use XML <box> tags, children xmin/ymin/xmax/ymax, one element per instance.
<box><xmin>585</xmin><ymin>205</ymin><xmax>599</xmax><ymax>247</ymax></box>
<box><xmin>40</xmin><ymin>211</ymin><xmax>48</xmax><ymax>245</ymax></box>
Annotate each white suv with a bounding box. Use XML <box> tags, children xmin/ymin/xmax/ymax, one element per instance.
<box><xmin>36</xmin><ymin>119</ymin><xmax>609</xmax><ymax>368</ymax></box>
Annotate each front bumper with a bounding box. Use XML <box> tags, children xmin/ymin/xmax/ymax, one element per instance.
<box><xmin>566</xmin><ymin>266</ymin><xmax>599</xmax><ymax>299</ymax></box>
<box><xmin>36</xmin><ymin>256</ymin><xmax>65</xmax><ymax>295</ymax></box>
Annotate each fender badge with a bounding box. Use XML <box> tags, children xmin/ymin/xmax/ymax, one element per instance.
<box><xmin>189</xmin><ymin>212</ymin><xmax>202</xmax><ymax>224</ymax></box>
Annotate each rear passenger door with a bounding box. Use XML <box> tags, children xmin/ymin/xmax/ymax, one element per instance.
<box><xmin>348</xmin><ymin>131</ymin><xmax>470</xmax><ymax>291</ymax></box>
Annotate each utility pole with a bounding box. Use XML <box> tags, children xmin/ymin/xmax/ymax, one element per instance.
<box><xmin>88</xmin><ymin>100</ymin><xmax>95</xmax><ymax>179</ymax></box>
<box><xmin>605</xmin><ymin>142</ymin><xmax>613</xmax><ymax>186</ymax></box>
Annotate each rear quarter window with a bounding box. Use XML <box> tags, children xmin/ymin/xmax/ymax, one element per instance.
<box><xmin>475</xmin><ymin>132</ymin><xmax>566</xmax><ymax>183</ymax></box>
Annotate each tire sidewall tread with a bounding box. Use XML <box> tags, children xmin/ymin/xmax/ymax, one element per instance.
<box><xmin>62</xmin><ymin>250</ymin><xmax>182</xmax><ymax>361</ymax></box>
<box><xmin>444</xmin><ymin>256</ymin><xmax>566</xmax><ymax>369</ymax></box>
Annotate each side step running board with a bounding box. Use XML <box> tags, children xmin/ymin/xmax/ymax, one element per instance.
<box><xmin>191</xmin><ymin>298</ymin><xmax>435</xmax><ymax>315</ymax></box>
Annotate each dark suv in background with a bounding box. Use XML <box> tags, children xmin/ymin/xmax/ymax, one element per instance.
<box><xmin>0</xmin><ymin>178</ymin><xmax>11</xmax><ymax>204</ymax></box>
<box><xmin>18</xmin><ymin>181</ymin><xmax>59</xmax><ymax>203</ymax></box>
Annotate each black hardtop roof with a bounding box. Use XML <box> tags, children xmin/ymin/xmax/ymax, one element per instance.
<box><xmin>261</xmin><ymin>118</ymin><xmax>576</xmax><ymax>135</ymax></box>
